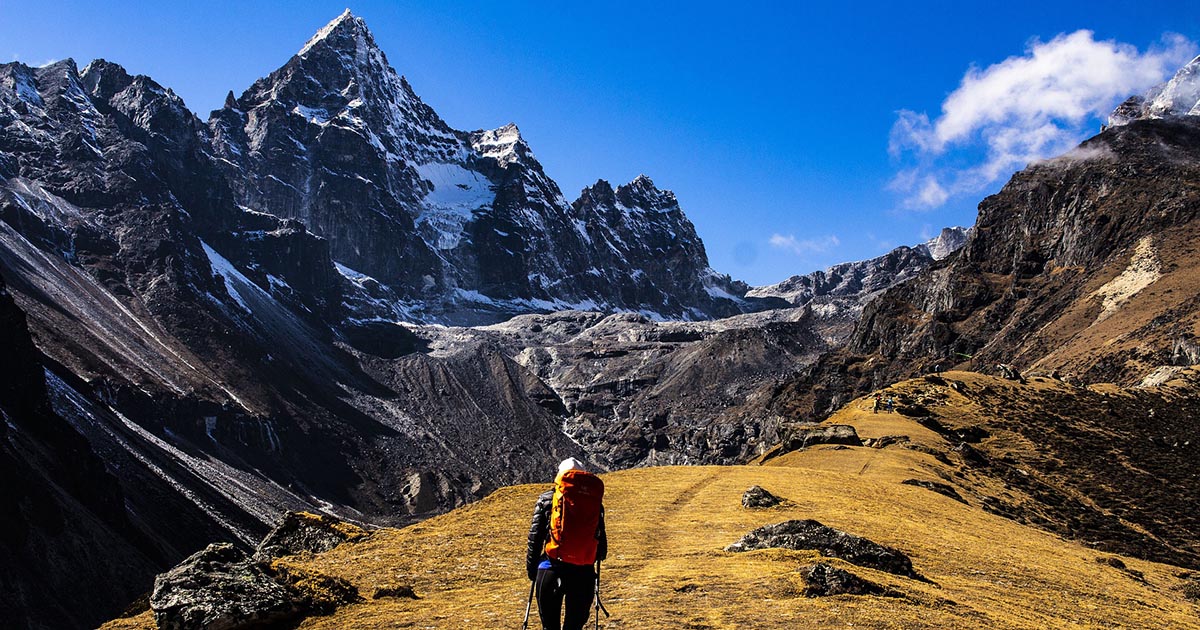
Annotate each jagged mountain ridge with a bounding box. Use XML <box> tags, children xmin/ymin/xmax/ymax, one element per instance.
<box><xmin>0</xmin><ymin>14</ymin><xmax>836</xmax><ymax>627</ymax></box>
<box><xmin>0</xmin><ymin>52</ymin><xmax>598</xmax><ymax>629</ymax></box>
<box><xmin>208</xmin><ymin>9</ymin><xmax>755</xmax><ymax>324</ymax></box>
<box><xmin>745</xmin><ymin>227</ymin><xmax>970</xmax><ymax>345</ymax></box>
<box><xmin>747</xmin><ymin>228</ymin><xmax>970</xmax><ymax>308</ymax></box>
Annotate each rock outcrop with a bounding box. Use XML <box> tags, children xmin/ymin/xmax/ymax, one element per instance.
<box><xmin>150</xmin><ymin>512</ymin><xmax>366</xmax><ymax>630</ymax></box>
<box><xmin>725</xmin><ymin>519</ymin><xmax>920</xmax><ymax>579</ymax></box>
<box><xmin>742</xmin><ymin>485</ymin><xmax>784</xmax><ymax>509</ymax></box>
<box><xmin>151</xmin><ymin>543</ymin><xmax>305</xmax><ymax>630</ymax></box>
<box><xmin>798</xmin><ymin>563</ymin><xmax>898</xmax><ymax>598</ymax></box>
<box><xmin>254</xmin><ymin>511</ymin><xmax>369</xmax><ymax>561</ymax></box>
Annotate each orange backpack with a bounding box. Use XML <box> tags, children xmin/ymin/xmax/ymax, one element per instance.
<box><xmin>544</xmin><ymin>469</ymin><xmax>604</xmax><ymax>566</ymax></box>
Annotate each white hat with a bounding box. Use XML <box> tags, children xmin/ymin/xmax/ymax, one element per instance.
<box><xmin>557</xmin><ymin>457</ymin><xmax>586</xmax><ymax>475</ymax></box>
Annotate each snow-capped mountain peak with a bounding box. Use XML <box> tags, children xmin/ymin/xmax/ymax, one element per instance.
<box><xmin>298</xmin><ymin>9</ymin><xmax>362</xmax><ymax>57</ymax></box>
<box><xmin>468</xmin><ymin>122</ymin><xmax>529</xmax><ymax>166</ymax></box>
<box><xmin>919</xmin><ymin>226</ymin><xmax>972</xmax><ymax>261</ymax></box>
<box><xmin>1109</xmin><ymin>54</ymin><xmax>1200</xmax><ymax>126</ymax></box>
<box><xmin>202</xmin><ymin>11</ymin><xmax>761</xmax><ymax>322</ymax></box>
<box><xmin>617</xmin><ymin>174</ymin><xmax>678</xmax><ymax>213</ymax></box>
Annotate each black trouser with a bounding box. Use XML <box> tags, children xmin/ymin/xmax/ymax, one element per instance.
<box><xmin>535</xmin><ymin>561</ymin><xmax>595</xmax><ymax>630</ymax></box>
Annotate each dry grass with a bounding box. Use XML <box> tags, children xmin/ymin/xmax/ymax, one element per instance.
<box><xmin>102</xmin><ymin>371</ymin><xmax>1200</xmax><ymax>629</ymax></box>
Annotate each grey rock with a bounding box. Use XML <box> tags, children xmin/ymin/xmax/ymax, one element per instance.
<box><xmin>254</xmin><ymin>511</ymin><xmax>368</xmax><ymax>561</ymax></box>
<box><xmin>725</xmin><ymin>519</ymin><xmax>920</xmax><ymax>579</ymax></box>
<box><xmin>798</xmin><ymin>563</ymin><xmax>898</xmax><ymax>597</ymax></box>
<box><xmin>741</xmin><ymin>485</ymin><xmax>784</xmax><ymax>509</ymax></box>
<box><xmin>782</xmin><ymin>425</ymin><xmax>863</xmax><ymax>452</ymax></box>
<box><xmin>150</xmin><ymin>543</ymin><xmax>303</xmax><ymax>630</ymax></box>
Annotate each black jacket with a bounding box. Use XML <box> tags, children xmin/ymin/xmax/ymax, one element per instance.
<box><xmin>526</xmin><ymin>489</ymin><xmax>607</xmax><ymax>580</ymax></box>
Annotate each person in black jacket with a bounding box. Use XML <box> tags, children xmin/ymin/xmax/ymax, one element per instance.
<box><xmin>526</xmin><ymin>458</ymin><xmax>607</xmax><ymax>630</ymax></box>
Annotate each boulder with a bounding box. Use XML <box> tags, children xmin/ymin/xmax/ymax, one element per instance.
<box><xmin>150</xmin><ymin>543</ymin><xmax>303</xmax><ymax>630</ymax></box>
<box><xmin>725</xmin><ymin>519</ymin><xmax>920</xmax><ymax>579</ymax></box>
<box><xmin>742</xmin><ymin>485</ymin><xmax>784</xmax><ymax>509</ymax></box>
<box><xmin>799</xmin><ymin>563</ymin><xmax>898</xmax><ymax>597</ymax></box>
<box><xmin>254</xmin><ymin>511</ymin><xmax>369</xmax><ymax>561</ymax></box>
<box><xmin>782</xmin><ymin>425</ymin><xmax>862</xmax><ymax>452</ymax></box>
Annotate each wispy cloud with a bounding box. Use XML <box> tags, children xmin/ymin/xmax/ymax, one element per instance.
<box><xmin>769</xmin><ymin>233</ymin><xmax>840</xmax><ymax>256</ymax></box>
<box><xmin>890</xmin><ymin>30</ymin><xmax>1197</xmax><ymax>210</ymax></box>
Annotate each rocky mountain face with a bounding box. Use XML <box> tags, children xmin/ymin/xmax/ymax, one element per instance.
<box><xmin>208</xmin><ymin>10</ymin><xmax>754</xmax><ymax>324</ymax></box>
<box><xmin>407</xmin><ymin>308</ymin><xmax>829</xmax><ymax>471</ymax></box>
<box><xmin>773</xmin><ymin>115</ymin><xmax>1200</xmax><ymax>426</ymax></box>
<box><xmin>0</xmin><ymin>273</ymin><xmax>164</xmax><ymax>630</ymax></box>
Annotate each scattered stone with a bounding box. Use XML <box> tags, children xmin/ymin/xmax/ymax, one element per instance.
<box><xmin>864</xmin><ymin>435</ymin><xmax>910</xmax><ymax>449</ymax></box>
<box><xmin>798</xmin><ymin>563</ymin><xmax>899</xmax><ymax>598</ymax></box>
<box><xmin>822</xmin><ymin>445</ymin><xmax>850</xmax><ymax>451</ymax></box>
<box><xmin>895</xmin><ymin>404</ymin><xmax>929</xmax><ymax>417</ymax></box>
<box><xmin>370</xmin><ymin>584</ymin><xmax>419</xmax><ymax>600</ymax></box>
<box><xmin>954</xmin><ymin>443</ymin><xmax>989</xmax><ymax>467</ymax></box>
<box><xmin>901</xmin><ymin>479</ymin><xmax>968</xmax><ymax>504</ymax></box>
<box><xmin>1096</xmin><ymin>556</ymin><xmax>1145</xmax><ymax>581</ymax></box>
<box><xmin>255</xmin><ymin>511</ymin><xmax>370</xmax><ymax>561</ymax></box>
<box><xmin>916</xmin><ymin>417</ymin><xmax>989</xmax><ymax>443</ymax></box>
<box><xmin>725</xmin><ymin>519</ymin><xmax>921</xmax><ymax>580</ymax></box>
<box><xmin>996</xmin><ymin>364</ymin><xmax>1025</xmax><ymax>383</ymax></box>
<box><xmin>1182</xmin><ymin>580</ymin><xmax>1200</xmax><ymax>602</ymax></box>
<box><xmin>781</xmin><ymin>425</ymin><xmax>863</xmax><ymax>452</ymax></box>
<box><xmin>742</xmin><ymin>485</ymin><xmax>784</xmax><ymax>509</ymax></box>
<box><xmin>151</xmin><ymin>543</ymin><xmax>304</xmax><ymax>630</ymax></box>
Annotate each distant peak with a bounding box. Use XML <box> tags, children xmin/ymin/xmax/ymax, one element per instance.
<box><xmin>469</xmin><ymin>123</ymin><xmax>528</xmax><ymax>165</ymax></box>
<box><xmin>628</xmin><ymin>174</ymin><xmax>656</xmax><ymax>189</ymax></box>
<box><xmin>298</xmin><ymin>9</ymin><xmax>371</xmax><ymax>57</ymax></box>
<box><xmin>586</xmin><ymin>179</ymin><xmax>615</xmax><ymax>193</ymax></box>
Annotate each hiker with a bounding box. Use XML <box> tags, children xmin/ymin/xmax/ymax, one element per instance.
<box><xmin>886</xmin><ymin>396</ymin><xmax>895</xmax><ymax>413</ymax></box>
<box><xmin>526</xmin><ymin>458</ymin><xmax>608</xmax><ymax>630</ymax></box>
<box><xmin>872</xmin><ymin>393</ymin><xmax>882</xmax><ymax>413</ymax></box>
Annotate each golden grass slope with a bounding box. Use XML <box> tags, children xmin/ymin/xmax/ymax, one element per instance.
<box><xmin>105</xmin><ymin>372</ymin><xmax>1200</xmax><ymax>629</ymax></box>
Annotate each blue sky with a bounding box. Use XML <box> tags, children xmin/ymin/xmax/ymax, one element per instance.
<box><xmin>4</xmin><ymin>1</ymin><xmax>1198</xmax><ymax>285</ymax></box>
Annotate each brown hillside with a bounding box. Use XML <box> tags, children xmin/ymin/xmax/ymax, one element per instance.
<box><xmin>105</xmin><ymin>371</ymin><xmax>1200</xmax><ymax>629</ymax></box>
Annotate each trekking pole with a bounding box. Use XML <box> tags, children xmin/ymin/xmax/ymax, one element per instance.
<box><xmin>522</xmin><ymin>578</ymin><xmax>535</xmax><ymax>630</ymax></box>
<box><xmin>594</xmin><ymin>561</ymin><xmax>610</xmax><ymax>629</ymax></box>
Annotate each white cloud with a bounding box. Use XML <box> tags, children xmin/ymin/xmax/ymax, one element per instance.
<box><xmin>890</xmin><ymin>30</ymin><xmax>1196</xmax><ymax>209</ymax></box>
<box><xmin>769</xmin><ymin>233</ymin><xmax>840</xmax><ymax>256</ymax></box>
